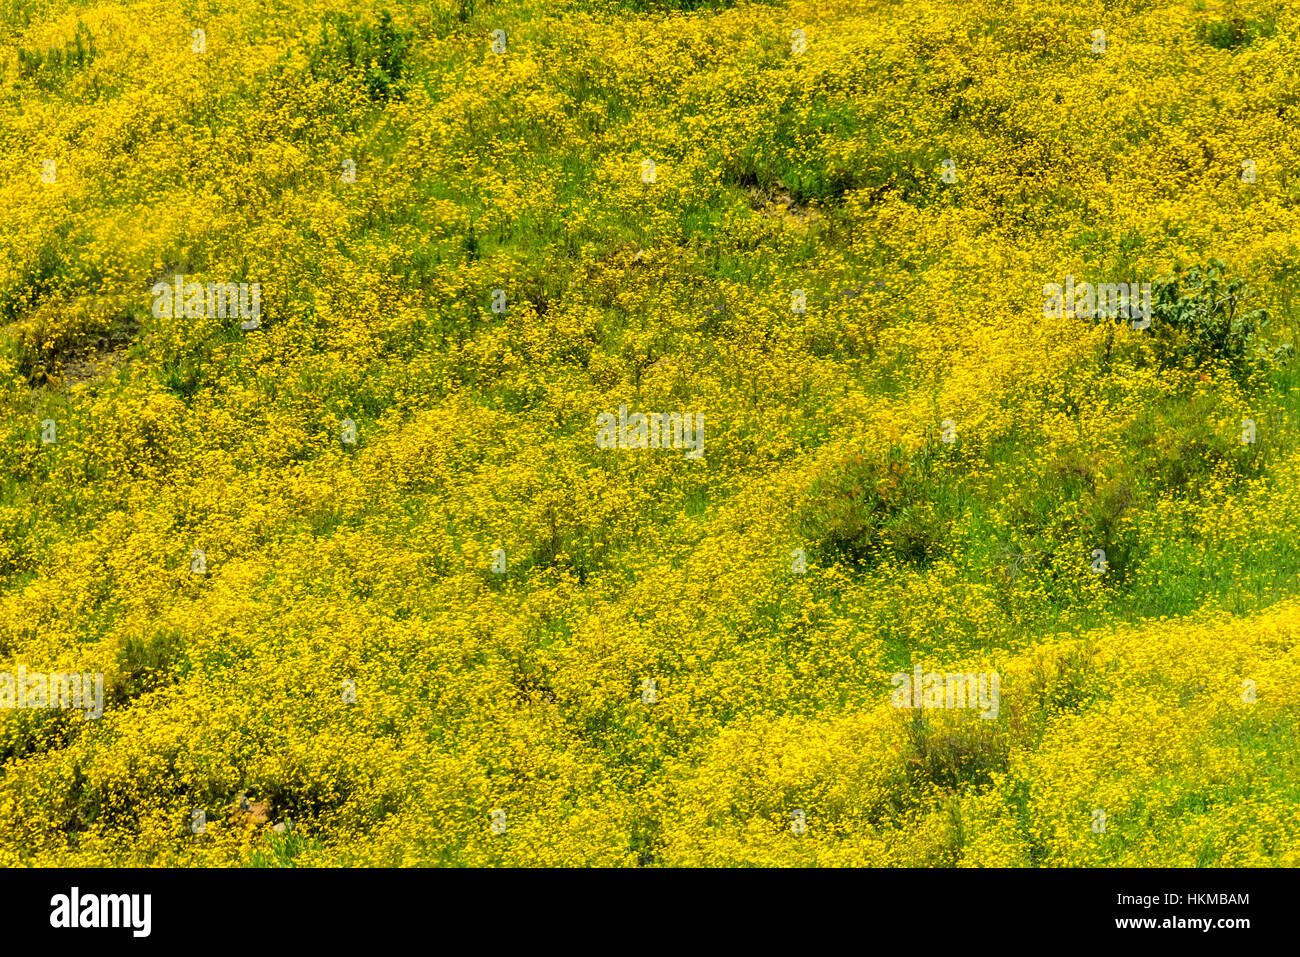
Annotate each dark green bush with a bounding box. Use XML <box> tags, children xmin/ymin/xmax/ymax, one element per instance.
<box><xmin>801</xmin><ymin>443</ymin><xmax>956</xmax><ymax>568</ymax></box>
<box><xmin>1148</xmin><ymin>259</ymin><xmax>1276</xmax><ymax>382</ymax></box>
<box><xmin>1197</xmin><ymin>16</ymin><xmax>1276</xmax><ymax>51</ymax></box>
<box><xmin>308</xmin><ymin>10</ymin><xmax>414</xmax><ymax>103</ymax></box>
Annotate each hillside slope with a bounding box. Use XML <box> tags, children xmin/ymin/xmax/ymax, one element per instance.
<box><xmin>1</xmin><ymin>0</ymin><xmax>1298</xmax><ymax>865</ymax></box>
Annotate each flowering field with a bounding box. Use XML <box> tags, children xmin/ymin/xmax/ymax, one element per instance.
<box><xmin>1</xmin><ymin>0</ymin><xmax>1299</xmax><ymax>866</ymax></box>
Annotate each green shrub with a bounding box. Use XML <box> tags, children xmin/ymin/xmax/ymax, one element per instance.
<box><xmin>801</xmin><ymin>443</ymin><xmax>956</xmax><ymax>568</ymax></box>
<box><xmin>16</xmin><ymin>21</ymin><xmax>96</xmax><ymax>92</ymax></box>
<box><xmin>114</xmin><ymin>630</ymin><xmax>189</xmax><ymax>704</ymax></box>
<box><xmin>1025</xmin><ymin>642</ymin><xmax>1104</xmax><ymax>718</ymax></box>
<box><xmin>903</xmin><ymin>711</ymin><xmax>1009</xmax><ymax>791</ymax></box>
<box><xmin>1148</xmin><ymin>259</ymin><xmax>1276</xmax><ymax>382</ymax></box>
<box><xmin>308</xmin><ymin>10</ymin><xmax>414</xmax><ymax>103</ymax></box>
<box><xmin>1197</xmin><ymin>16</ymin><xmax>1276</xmax><ymax>51</ymax></box>
<box><xmin>1127</xmin><ymin>390</ymin><xmax>1258</xmax><ymax>492</ymax></box>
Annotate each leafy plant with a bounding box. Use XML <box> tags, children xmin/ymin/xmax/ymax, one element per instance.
<box><xmin>114</xmin><ymin>630</ymin><xmax>189</xmax><ymax>703</ymax></box>
<box><xmin>904</xmin><ymin>711</ymin><xmax>1009</xmax><ymax>791</ymax></box>
<box><xmin>307</xmin><ymin>10</ymin><xmax>414</xmax><ymax>103</ymax></box>
<box><xmin>801</xmin><ymin>443</ymin><xmax>957</xmax><ymax>568</ymax></box>
<box><xmin>1148</xmin><ymin>259</ymin><xmax>1275</xmax><ymax>382</ymax></box>
<box><xmin>17</xmin><ymin>21</ymin><xmax>96</xmax><ymax>92</ymax></box>
<box><xmin>1196</xmin><ymin>16</ymin><xmax>1276</xmax><ymax>51</ymax></box>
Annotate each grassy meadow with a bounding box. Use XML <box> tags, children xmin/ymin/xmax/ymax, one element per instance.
<box><xmin>1</xmin><ymin>0</ymin><xmax>1299</xmax><ymax>865</ymax></box>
